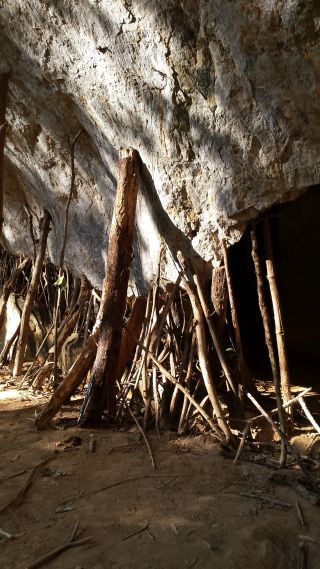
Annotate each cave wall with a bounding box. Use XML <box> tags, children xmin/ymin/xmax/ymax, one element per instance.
<box><xmin>0</xmin><ymin>0</ymin><xmax>320</xmax><ymax>289</ymax></box>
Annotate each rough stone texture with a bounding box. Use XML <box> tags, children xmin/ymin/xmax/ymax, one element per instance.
<box><xmin>0</xmin><ymin>1</ymin><xmax>320</xmax><ymax>290</ymax></box>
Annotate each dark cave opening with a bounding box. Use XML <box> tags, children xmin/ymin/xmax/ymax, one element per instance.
<box><xmin>229</xmin><ymin>186</ymin><xmax>320</xmax><ymax>389</ymax></box>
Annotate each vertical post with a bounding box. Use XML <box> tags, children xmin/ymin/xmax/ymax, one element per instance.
<box><xmin>263</xmin><ymin>218</ymin><xmax>292</xmax><ymax>410</ymax></box>
<box><xmin>251</xmin><ymin>225</ymin><xmax>287</xmax><ymax>467</ymax></box>
<box><xmin>78</xmin><ymin>147</ymin><xmax>140</xmax><ymax>425</ymax></box>
<box><xmin>0</xmin><ymin>73</ymin><xmax>9</xmax><ymax>235</ymax></box>
<box><xmin>13</xmin><ymin>211</ymin><xmax>51</xmax><ymax>376</ymax></box>
<box><xmin>222</xmin><ymin>239</ymin><xmax>255</xmax><ymax>393</ymax></box>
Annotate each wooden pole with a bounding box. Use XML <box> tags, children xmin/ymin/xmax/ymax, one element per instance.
<box><xmin>222</xmin><ymin>239</ymin><xmax>256</xmax><ymax>393</ymax></box>
<box><xmin>251</xmin><ymin>225</ymin><xmax>287</xmax><ymax>467</ymax></box>
<box><xmin>78</xmin><ymin>147</ymin><xmax>140</xmax><ymax>425</ymax></box>
<box><xmin>263</xmin><ymin>218</ymin><xmax>292</xmax><ymax>409</ymax></box>
<box><xmin>13</xmin><ymin>211</ymin><xmax>51</xmax><ymax>376</ymax></box>
<box><xmin>35</xmin><ymin>294</ymin><xmax>146</xmax><ymax>429</ymax></box>
<box><xmin>0</xmin><ymin>73</ymin><xmax>9</xmax><ymax>235</ymax></box>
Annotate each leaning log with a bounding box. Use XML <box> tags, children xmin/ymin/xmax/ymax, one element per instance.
<box><xmin>13</xmin><ymin>211</ymin><xmax>51</xmax><ymax>376</ymax></box>
<box><xmin>34</xmin><ymin>330</ymin><xmax>99</xmax><ymax>429</ymax></box>
<box><xmin>78</xmin><ymin>147</ymin><xmax>140</xmax><ymax>424</ymax></box>
<box><xmin>34</xmin><ymin>294</ymin><xmax>146</xmax><ymax>429</ymax></box>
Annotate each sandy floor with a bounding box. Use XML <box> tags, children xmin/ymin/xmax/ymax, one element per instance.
<box><xmin>1</xmin><ymin>386</ymin><xmax>320</xmax><ymax>569</ymax></box>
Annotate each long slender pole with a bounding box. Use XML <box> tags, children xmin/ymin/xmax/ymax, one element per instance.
<box><xmin>13</xmin><ymin>211</ymin><xmax>51</xmax><ymax>376</ymax></box>
<box><xmin>251</xmin><ymin>225</ymin><xmax>287</xmax><ymax>467</ymax></box>
<box><xmin>263</xmin><ymin>219</ymin><xmax>292</xmax><ymax>411</ymax></box>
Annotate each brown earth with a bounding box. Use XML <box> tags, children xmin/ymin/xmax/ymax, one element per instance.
<box><xmin>1</xmin><ymin>384</ymin><xmax>320</xmax><ymax>569</ymax></box>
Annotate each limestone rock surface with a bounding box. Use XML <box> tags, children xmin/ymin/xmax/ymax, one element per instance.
<box><xmin>1</xmin><ymin>0</ymin><xmax>320</xmax><ymax>289</ymax></box>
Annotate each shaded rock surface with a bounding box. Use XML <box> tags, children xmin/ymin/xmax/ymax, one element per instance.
<box><xmin>1</xmin><ymin>0</ymin><xmax>320</xmax><ymax>289</ymax></box>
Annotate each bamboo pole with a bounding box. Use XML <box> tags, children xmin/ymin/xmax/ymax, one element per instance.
<box><xmin>78</xmin><ymin>148</ymin><xmax>140</xmax><ymax>425</ymax></box>
<box><xmin>13</xmin><ymin>211</ymin><xmax>51</xmax><ymax>376</ymax></box>
<box><xmin>251</xmin><ymin>225</ymin><xmax>287</xmax><ymax>467</ymax></box>
<box><xmin>222</xmin><ymin>239</ymin><xmax>257</xmax><ymax>394</ymax></box>
<box><xmin>182</xmin><ymin>278</ymin><xmax>233</xmax><ymax>444</ymax></box>
<box><xmin>263</xmin><ymin>219</ymin><xmax>292</xmax><ymax>409</ymax></box>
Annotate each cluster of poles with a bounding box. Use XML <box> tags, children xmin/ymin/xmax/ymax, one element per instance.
<box><xmin>0</xmin><ymin>144</ymin><xmax>319</xmax><ymax>476</ymax></box>
<box><xmin>1</xmin><ymin>64</ymin><xmax>319</xmax><ymax>471</ymax></box>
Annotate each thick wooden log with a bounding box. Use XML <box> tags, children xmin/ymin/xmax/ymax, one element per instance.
<box><xmin>263</xmin><ymin>218</ymin><xmax>292</xmax><ymax>407</ymax></box>
<box><xmin>251</xmin><ymin>225</ymin><xmax>287</xmax><ymax>467</ymax></box>
<box><xmin>13</xmin><ymin>211</ymin><xmax>51</xmax><ymax>376</ymax></box>
<box><xmin>78</xmin><ymin>147</ymin><xmax>140</xmax><ymax>425</ymax></box>
<box><xmin>0</xmin><ymin>73</ymin><xmax>9</xmax><ymax>234</ymax></box>
<box><xmin>34</xmin><ymin>294</ymin><xmax>146</xmax><ymax>429</ymax></box>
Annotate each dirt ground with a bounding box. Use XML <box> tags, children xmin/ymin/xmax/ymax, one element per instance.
<box><xmin>1</xmin><ymin>385</ymin><xmax>320</xmax><ymax>569</ymax></box>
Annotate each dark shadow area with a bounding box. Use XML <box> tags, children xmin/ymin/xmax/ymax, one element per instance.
<box><xmin>229</xmin><ymin>185</ymin><xmax>320</xmax><ymax>390</ymax></box>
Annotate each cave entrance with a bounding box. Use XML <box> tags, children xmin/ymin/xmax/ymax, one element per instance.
<box><xmin>228</xmin><ymin>185</ymin><xmax>320</xmax><ymax>390</ymax></box>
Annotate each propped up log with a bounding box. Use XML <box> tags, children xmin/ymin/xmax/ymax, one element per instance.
<box><xmin>13</xmin><ymin>211</ymin><xmax>51</xmax><ymax>376</ymax></box>
<box><xmin>34</xmin><ymin>294</ymin><xmax>146</xmax><ymax>429</ymax></box>
<box><xmin>0</xmin><ymin>72</ymin><xmax>9</xmax><ymax>235</ymax></box>
<box><xmin>78</xmin><ymin>147</ymin><xmax>140</xmax><ymax>425</ymax></box>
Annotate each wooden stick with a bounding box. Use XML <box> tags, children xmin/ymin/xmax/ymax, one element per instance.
<box><xmin>298</xmin><ymin>397</ymin><xmax>320</xmax><ymax>434</ymax></box>
<box><xmin>0</xmin><ymin>322</ymin><xmax>19</xmax><ymax>366</ymax></box>
<box><xmin>0</xmin><ymin>455</ymin><xmax>55</xmax><ymax>515</ymax></box>
<box><xmin>233</xmin><ymin>421</ymin><xmax>251</xmax><ymax>465</ymax></box>
<box><xmin>26</xmin><ymin>535</ymin><xmax>92</xmax><ymax>569</ymax></box>
<box><xmin>53</xmin><ymin>129</ymin><xmax>83</xmax><ymax>388</ymax></box>
<box><xmin>263</xmin><ymin>218</ymin><xmax>292</xmax><ymax>408</ymax></box>
<box><xmin>176</xmin><ymin>261</ymin><xmax>233</xmax><ymax>443</ymax></box>
<box><xmin>0</xmin><ymin>72</ymin><xmax>9</xmax><ymax>235</ymax></box>
<box><xmin>251</xmin><ymin>225</ymin><xmax>287</xmax><ymax>467</ymax></box>
<box><xmin>222</xmin><ymin>240</ymin><xmax>247</xmax><ymax>382</ymax></box>
<box><xmin>123</xmin><ymin>400</ymin><xmax>156</xmax><ymax>469</ymax></box>
<box><xmin>240</xmin><ymin>492</ymin><xmax>292</xmax><ymax>508</ymax></box>
<box><xmin>20</xmin><ymin>323</ymin><xmax>54</xmax><ymax>386</ymax></box>
<box><xmin>79</xmin><ymin>147</ymin><xmax>140</xmax><ymax>424</ymax></box>
<box><xmin>13</xmin><ymin>211</ymin><xmax>51</xmax><ymax>376</ymax></box>
<box><xmin>193</xmin><ymin>272</ymin><xmax>237</xmax><ymax>395</ymax></box>
<box><xmin>295</xmin><ymin>502</ymin><xmax>305</xmax><ymax>527</ymax></box>
<box><xmin>130</xmin><ymin>334</ymin><xmax>226</xmax><ymax>443</ymax></box>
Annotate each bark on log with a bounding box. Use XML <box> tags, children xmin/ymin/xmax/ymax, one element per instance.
<box><xmin>263</xmin><ymin>219</ymin><xmax>292</xmax><ymax>407</ymax></box>
<box><xmin>13</xmin><ymin>211</ymin><xmax>51</xmax><ymax>376</ymax></box>
<box><xmin>34</xmin><ymin>294</ymin><xmax>146</xmax><ymax>429</ymax></box>
<box><xmin>0</xmin><ymin>73</ymin><xmax>9</xmax><ymax>234</ymax></box>
<box><xmin>78</xmin><ymin>147</ymin><xmax>140</xmax><ymax>424</ymax></box>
